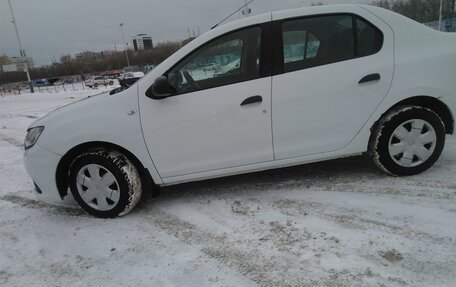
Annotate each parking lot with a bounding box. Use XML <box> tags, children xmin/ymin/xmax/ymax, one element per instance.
<box><xmin>1</xmin><ymin>90</ymin><xmax>455</xmax><ymax>287</ymax></box>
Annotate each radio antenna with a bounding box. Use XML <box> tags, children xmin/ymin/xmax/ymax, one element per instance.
<box><xmin>211</xmin><ymin>0</ymin><xmax>254</xmax><ymax>30</ymax></box>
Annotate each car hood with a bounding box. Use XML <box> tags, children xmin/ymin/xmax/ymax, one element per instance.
<box><xmin>28</xmin><ymin>91</ymin><xmax>111</xmax><ymax>128</ymax></box>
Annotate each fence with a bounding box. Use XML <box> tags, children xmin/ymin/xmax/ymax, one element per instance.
<box><xmin>1</xmin><ymin>80</ymin><xmax>119</xmax><ymax>97</ymax></box>
<box><xmin>425</xmin><ymin>17</ymin><xmax>456</xmax><ymax>32</ymax></box>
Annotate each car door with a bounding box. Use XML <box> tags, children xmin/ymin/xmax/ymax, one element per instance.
<box><xmin>139</xmin><ymin>25</ymin><xmax>273</xmax><ymax>179</ymax></box>
<box><xmin>271</xmin><ymin>12</ymin><xmax>394</xmax><ymax>159</ymax></box>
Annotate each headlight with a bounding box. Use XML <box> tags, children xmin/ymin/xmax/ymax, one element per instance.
<box><xmin>24</xmin><ymin>126</ymin><xmax>44</xmax><ymax>150</ymax></box>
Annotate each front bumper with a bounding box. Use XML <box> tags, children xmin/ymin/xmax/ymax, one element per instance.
<box><xmin>24</xmin><ymin>144</ymin><xmax>63</xmax><ymax>203</ymax></box>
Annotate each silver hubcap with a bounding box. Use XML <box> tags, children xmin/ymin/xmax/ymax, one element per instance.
<box><xmin>76</xmin><ymin>164</ymin><xmax>120</xmax><ymax>211</ymax></box>
<box><xmin>388</xmin><ymin>119</ymin><xmax>437</xmax><ymax>168</ymax></box>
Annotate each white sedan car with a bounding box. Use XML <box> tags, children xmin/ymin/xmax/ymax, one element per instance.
<box><xmin>84</xmin><ymin>76</ymin><xmax>114</xmax><ymax>88</ymax></box>
<box><xmin>24</xmin><ymin>5</ymin><xmax>455</xmax><ymax>218</ymax></box>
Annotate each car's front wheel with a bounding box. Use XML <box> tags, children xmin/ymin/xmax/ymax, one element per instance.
<box><xmin>69</xmin><ymin>149</ymin><xmax>142</xmax><ymax>218</ymax></box>
<box><xmin>370</xmin><ymin>106</ymin><xmax>445</xmax><ymax>176</ymax></box>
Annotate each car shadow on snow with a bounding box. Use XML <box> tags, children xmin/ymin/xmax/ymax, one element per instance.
<box><xmin>138</xmin><ymin>155</ymin><xmax>384</xmax><ymax>209</ymax></box>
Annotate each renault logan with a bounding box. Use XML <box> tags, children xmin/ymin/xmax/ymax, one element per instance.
<box><xmin>24</xmin><ymin>5</ymin><xmax>456</xmax><ymax>217</ymax></box>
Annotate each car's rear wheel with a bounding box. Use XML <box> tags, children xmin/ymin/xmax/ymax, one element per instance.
<box><xmin>370</xmin><ymin>106</ymin><xmax>445</xmax><ymax>176</ymax></box>
<box><xmin>94</xmin><ymin>83</ymin><xmax>99</xmax><ymax>88</ymax></box>
<box><xmin>109</xmin><ymin>81</ymin><xmax>114</xmax><ymax>85</ymax></box>
<box><xmin>69</xmin><ymin>149</ymin><xmax>142</xmax><ymax>218</ymax></box>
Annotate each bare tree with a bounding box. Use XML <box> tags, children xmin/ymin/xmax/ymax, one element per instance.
<box><xmin>371</xmin><ymin>0</ymin><xmax>454</xmax><ymax>23</ymax></box>
<box><xmin>371</xmin><ymin>0</ymin><xmax>392</xmax><ymax>9</ymax></box>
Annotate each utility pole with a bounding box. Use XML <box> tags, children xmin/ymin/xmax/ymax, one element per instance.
<box><xmin>119</xmin><ymin>23</ymin><xmax>130</xmax><ymax>67</ymax></box>
<box><xmin>8</xmin><ymin>0</ymin><xmax>34</xmax><ymax>93</ymax></box>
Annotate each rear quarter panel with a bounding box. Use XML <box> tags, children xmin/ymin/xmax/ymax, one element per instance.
<box><xmin>333</xmin><ymin>5</ymin><xmax>456</xmax><ymax>154</ymax></box>
<box><xmin>363</xmin><ymin>5</ymin><xmax>456</xmax><ymax>104</ymax></box>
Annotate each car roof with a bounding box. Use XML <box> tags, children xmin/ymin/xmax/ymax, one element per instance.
<box><xmin>214</xmin><ymin>4</ymin><xmax>361</xmax><ymax>28</ymax></box>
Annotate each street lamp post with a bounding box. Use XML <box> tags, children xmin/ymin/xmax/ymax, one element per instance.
<box><xmin>452</xmin><ymin>0</ymin><xmax>456</xmax><ymax>32</ymax></box>
<box><xmin>439</xmin><ymin>0</ymin><xmax>444</xmax><ymax>31</ymax></box>
<box><xmin>119</xmin><ymin>23</ymin><xmax>130</xmax><ymax>67</ymax></box>
<box><xmin>8</xmin><ymin>0</ymin><xmax>34</xmax><ymax>93</ymax></box>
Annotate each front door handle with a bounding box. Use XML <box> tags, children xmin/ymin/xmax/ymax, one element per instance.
<box><xmin>359</xmin><ymin>73</ymin><xmax>381</xmax><ymax>84</ymax></box>
<box><xmin>241</xmin><ymin>95</ymin><xmax>262</xmax><ymax>106</ymax></box>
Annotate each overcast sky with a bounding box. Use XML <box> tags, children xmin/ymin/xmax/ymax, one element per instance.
<box><xmin>0</xmin><ymin>0</ymin><xmax>371</xmax><ymax>67</ymax></box>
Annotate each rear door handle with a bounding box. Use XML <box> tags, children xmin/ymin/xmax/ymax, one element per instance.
<box><xmin>241</xmin><ymin>95</ymin><xmax>262</xmax><ymax>106</ymax></box>
<box><xmin>359</xmin><ymin>73</ymin><xmax>381</xmax><ymax>84</ymax></box>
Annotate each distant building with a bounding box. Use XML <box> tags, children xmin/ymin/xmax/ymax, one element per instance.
<box><xmin>74</xmin><ymin>50</ymin><xmax>117</xmax><ymax>61</ymax></box>
<box><xmin>75</xmin><ymin>51</ymin><xmax>99</xmax><ymax>61</ymax></box>
<box><xmin>1</xmin><ymin>64</ymin><xmax>18</xmax><ymax>72</ymax></box>
<box><xmin>100</xmin><ymin>50</ymin><xmax>116</xmax><ymax>58</ymax></box>
<box><xmin>60</xmin><ymin>54</ymin><xmax>72</xmax><ymax>63</ymax></box>
<box><xmin>2</xmin><ymin>56</ymin><xmax>34</xmax><ymax>72</ymax></box>
<box><xmin>132</xmin><ymin>34</ymin><xmax>153</xmax><ymax>52</ymax></box>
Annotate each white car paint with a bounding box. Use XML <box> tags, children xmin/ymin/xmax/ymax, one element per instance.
<box><xmin>141</xmin><ymin>77</ymin><xmax>273</xmax><ymax>178</ymax></box>
<box><xmin>24</xmin><ymin>4</ymin><xmax>455</xmax><ymax>204</ymax></box>
<box><xmin>272</xmin><ymin>6</ymin><xmax>395</xmax><ymax>159</ymax></box>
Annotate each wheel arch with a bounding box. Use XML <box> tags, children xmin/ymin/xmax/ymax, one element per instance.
<box><xmin>370</xmin><ymin>96</ymin><xmax>454</xmax><ymax>145</ymax></box>
<box><xmin>56</xmin><ymin>141</ymin><xmax>156</xmax><ymax>199</ymax></box>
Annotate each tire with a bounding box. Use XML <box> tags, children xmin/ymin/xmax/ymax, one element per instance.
<box><xmin>370</xmin><ymin>106</ymin><xmax>445</xmax><ymax>176</ymax></box>
<box><xmin>109</xmin><ymin>81</ymin><xmax>114</xmax><ymax>86</ymax></box>
<box><xmin>69</xmin><ymin>149</ymin><xmax>142</xmax><ymax>218</ymax></box>
<box><xmin>94</xmin><ymin>83</ymin><xmax>99</xmax><ymax>88</ymax></box>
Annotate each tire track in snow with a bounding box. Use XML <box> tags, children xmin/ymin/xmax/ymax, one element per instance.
<box><xmin>146</xmin><ymin>209</ymin><xmax>323</xmax><ymax>287</ymax></box>
<box><xmin>0</xmin><ymin>113</ymin><xmax>38</xmax><ymax>119</ymax></box>
<box><xmin>0</xmin><ymin>133</ymin><xmax>23</xmax><ymax>148</ymax></box>
<box><xmin>0</xmin><ymin>194</ymin><xmax>85</xmax><ymax>216</ymax></box>
<box><xmin>272</xmin><ymin>199</ymin><xmax>453</xmax><ymax>244</ymax></box>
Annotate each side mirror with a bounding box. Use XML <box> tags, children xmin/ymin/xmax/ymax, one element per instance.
<box><xmin>145</xmin><ymin>76</ymin><xmax>176</xmax><ymax>100</ymax></box>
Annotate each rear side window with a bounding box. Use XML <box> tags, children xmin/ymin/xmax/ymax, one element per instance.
<box><xmin>283</xmin><ymin>30</ymin><xmax>321</xmax><ymax>64</ymax></box>
<box><xmin>356</xmin><ymin>17</ymin><xmax>383</xmax><ymax>57</ymax></box>
<box><xmin>281</xmin><ymin>14</ymin><xmax>383</xmax><ymax>73</ymax></box>
<box><xmin>282</xmin><ymin>15</ymin><xmax>354</xmax><ymax>72</ymax></box>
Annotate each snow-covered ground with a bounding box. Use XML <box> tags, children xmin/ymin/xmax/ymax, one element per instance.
<box><xmin>1</xmin><ymin>90</ymin><xmax>455</xmax><ymax>287</ymax></box>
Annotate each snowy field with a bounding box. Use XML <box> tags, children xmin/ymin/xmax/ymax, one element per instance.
<box><xmin>1</xmin><ymin>89</ymin><xmax>455</xmax><ymax>287</ymax></box>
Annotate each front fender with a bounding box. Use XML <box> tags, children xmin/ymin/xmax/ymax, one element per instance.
<box><xmin>34</xmin><ymin>86</ymin><xmax>163</xmax><ymax>185</ymax></box>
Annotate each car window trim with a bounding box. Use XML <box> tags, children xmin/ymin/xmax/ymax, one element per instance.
<box><xmin>273</xmin><ymin>13</ymin><xmax>384</xmax><ymax>75</ymax></box>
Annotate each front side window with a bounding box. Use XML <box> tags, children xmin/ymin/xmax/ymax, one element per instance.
<box><xmin>167</xmin><ymin>26</ymin><xmax>262</xmax><ymax>94</ymax></box>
